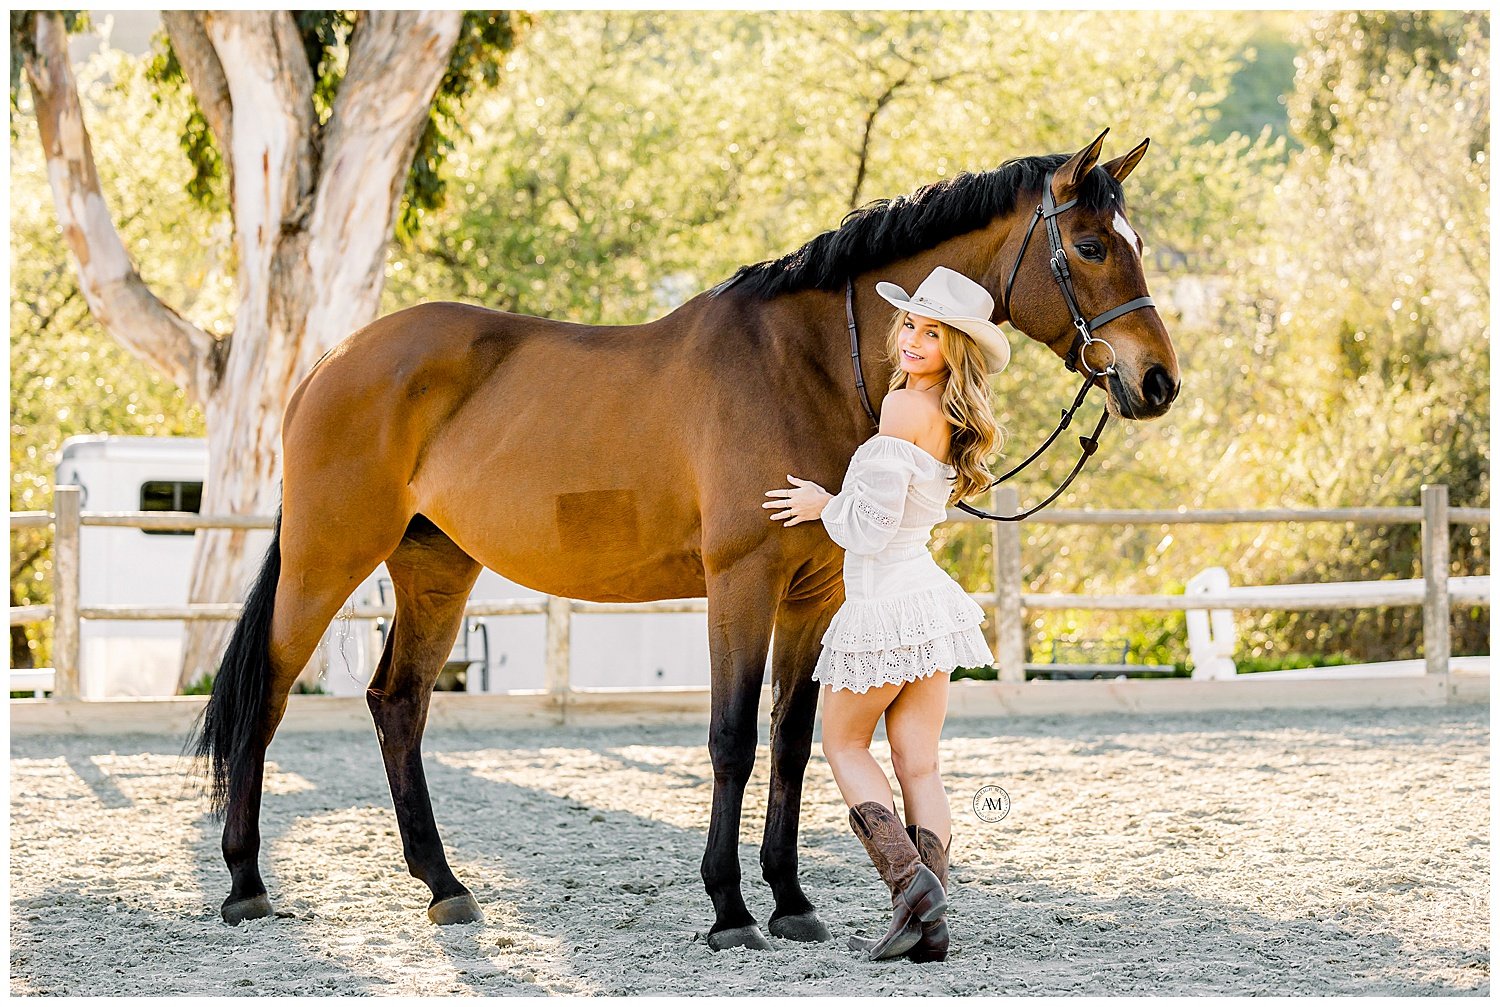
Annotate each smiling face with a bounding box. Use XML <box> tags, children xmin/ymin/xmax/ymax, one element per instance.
<box><xmin>897</xmin><ymin>312</ymin><xmax>949</xmax><ymax>384</ymax></box>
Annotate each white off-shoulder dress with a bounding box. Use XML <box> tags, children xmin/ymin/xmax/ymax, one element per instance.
<box><xmin>812</xmin><ymin>433</ymin><xmax>996</xmax><ymax>694</ymax></box>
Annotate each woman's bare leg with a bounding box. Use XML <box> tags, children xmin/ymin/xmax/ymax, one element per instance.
<box><xmin>820</xmin><ymin>681</ymin><xmax>903</xmax><ymax>808</ymax></box>
<box><xmin>884</xmin><ymin>669</ymin><xmax>952</xmax><ymax>846</ymax></box>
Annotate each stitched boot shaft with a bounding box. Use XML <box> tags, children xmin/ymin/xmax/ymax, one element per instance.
<box><xmin>847</xmin><ymin>802</ymin><xmax>946</xmax><ymax>960</ymax></box>
<box><xmin>910</xmin><ymin>824</ymin><xmax>949</xmax><ymax>889</ymax></box>
<box><xmin>848</xmin><ymin>802</ymin><xmax>922</xmax><ymax>896</ymax></box>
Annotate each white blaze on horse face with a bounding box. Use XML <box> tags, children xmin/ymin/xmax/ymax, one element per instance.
<box><xmin>1112</xmin><ymin>212</ymin><xmax>1143</xmax><ymax>257</ymax></box>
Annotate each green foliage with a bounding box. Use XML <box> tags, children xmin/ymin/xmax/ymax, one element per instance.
<box><xmin>1253</xmin><ymin>20</ymin><xmax>1490</xmax><ymax>659</ymax></box>
<box><xmin>184</xmin><ymin>669</ymin><xmax>328</xmax><ymax>695</ymax></box>
<box><xmin>10</xmin><ymin>12</ymin><xmax>38</xmax><ymax>102</ymax></box>
<box><xmin>386</xmin><ymin>11</ymin><xmax>785</xmax><ymax>319</ymax></box>
<box><xmin>399</xmin><ymin>10</ymin><xmax>530</xmax><ymax>241</ymax></box>
<box><xmin>180</xmin><ymin>674</ymin><xmax>214</xmax><ymax>696</ymax></box>
<box><xmin>385</xmin><ymin>11</ymin><xmax>1280</xmax><ymax>316</ymax></box>
<box><xmin>142</xmin><ymin>43</ymin><xmax>226</xmax><ymax>211</ymax></box>
<box><xmin>9</xmin><ymin>11</ymin><xmax>88</xmax><ymax>110</ymax></box>
<box><xmin>11</xmin><ymin>45</ymin><xmax>217</xmax><ymax>666</ymax></box>
<box><xmin>185</xmin><ymin>671</ymin><xmax>334</xmax><ymax>696</ymax></box>
<box><xmin>1231</xmin><ymin>652</ymin><xmax>1360</xmax><ymax>675</ymax></box>
<box><xmin>1006</xmin><ymin>13</ymin><xmax>1490</xmax><ymax>667</ymax></box>
<box><xmin>293</xmin><ymin>10</ymin><xmax>356</xmax><ymax>125</ymax></box>
<box><xmin>141</xmin><ymin>11</ymin><xmax>524</xmax><ymax>236</ymax></box>
<box><xmin>1212</xmin><ymin>19</ymin><xmax>1299</xmax><ymax>146</ymax></box>
<box><xmin>1290</xmin><ymin>11</ymin><xmax>1488</xmax><ymax>151</ymax></box>
<box><xmin>912</xmin><ymin>15</ymin><xmax>1488</xmax><ymax>669</ymax></box>
<box><xmin>11</xmin><ymin>12</ymin><xmax>1489</xmax><ymax>675</ymax></box>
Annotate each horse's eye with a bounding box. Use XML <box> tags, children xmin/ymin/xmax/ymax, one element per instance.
<box><xmin>1075</xmin><ymin>241</ymin><xmax>1105</xmax><ymax>262</ymax></box>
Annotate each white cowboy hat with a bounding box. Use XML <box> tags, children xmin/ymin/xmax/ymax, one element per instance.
<box><xmin>876</xmin><ymin>266</ymin><xmax>1011</xmax><ymax>374</ymax></box>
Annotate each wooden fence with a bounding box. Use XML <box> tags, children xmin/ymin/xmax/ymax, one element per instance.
<box><xmin>9</xmin><ymin>483</ymin><xmax>1490</xmax><ymax>701</ymax></box>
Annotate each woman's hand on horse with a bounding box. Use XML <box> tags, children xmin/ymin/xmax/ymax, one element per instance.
<box><xmin>763</xmin><ymin>475</ymin><xmax>831</xmax><ymax>527</ymax></box>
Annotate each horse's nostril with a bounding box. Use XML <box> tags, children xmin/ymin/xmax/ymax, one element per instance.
<box><xmin>1143</xmin><ymin>366</ymin><xmax>1177</xmax><ymax>408</ymax></box>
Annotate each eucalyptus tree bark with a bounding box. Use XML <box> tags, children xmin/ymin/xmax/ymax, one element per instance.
<box><xmin>25</xmin><ymin>10</ymin><xmax>465</xmax><ymax>689</ymax></box>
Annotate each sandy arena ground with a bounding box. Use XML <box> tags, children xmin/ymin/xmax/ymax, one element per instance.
<box><xmin>9</xmin><ymin>702</ymin><xmax>1490</xmax><ymax>995</ymax></box>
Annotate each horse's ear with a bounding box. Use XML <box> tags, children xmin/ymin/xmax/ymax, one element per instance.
<box><xmin>1052</xmin><ymin>128</ymin><xmax>1109</xmax><ymax>201</ymax></box>
<box><xmin>1102</xmin><ymin>137</ymin><xmax>1150</xmax><ymax>184</ymax></box>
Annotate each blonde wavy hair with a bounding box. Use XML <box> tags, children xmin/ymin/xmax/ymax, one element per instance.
<box><xmin>882</xmin><ymin>309</ymin><xmax>1005</xmax><ymax>505</ymax></box>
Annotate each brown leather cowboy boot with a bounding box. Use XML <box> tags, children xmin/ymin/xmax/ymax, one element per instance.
<box><xmin>848</xmin><ymin>823</ymin><xmax>951</xmax><ymax>962</ymax></box>
<box><xmin>845</xmin><ymin>802</ymin><xmax>947</xmax><ymax>960</ymax></box>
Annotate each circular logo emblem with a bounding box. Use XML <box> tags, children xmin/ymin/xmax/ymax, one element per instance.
<box><xmin>972</xmin><ymin>785</ymin><xmax>1011</xmax><ymax>823</ymax></box>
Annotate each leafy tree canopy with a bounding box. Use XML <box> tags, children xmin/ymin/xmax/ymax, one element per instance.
<box><xmin>130</xmin><ymin>10</ymin><xmax>526</xmax><ymax>230</ymax></box>
<box><xmin>1290</xmin><ymin>11</ymin><xmax>1489</xmax><ymax>150</ymax></box>
<box><xmin>11</xmin><ymin>10</ymin><xmax>1488</xmax><ymax>670</ymax></box>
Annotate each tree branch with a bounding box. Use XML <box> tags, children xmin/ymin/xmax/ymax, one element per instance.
<box><xmin>303</xmin><ymin>11</ymin><xmax>461</xmax><ymax>338</ymax></box>
<box><xmin>849</xmin><ymin>72</ymin><xmax>909</xmax><ymax>209</ymax></box>
<box><xmin>24</xmin><ymin>11</ymin><xmax>217</xmax><ymax>403</ymax></box>
<box><xmin>201</xmin><ymin>12</ymin><xmax>318</xmax><ymax>248</ymax></box>
<box><xmin>161</xmin><ymin>11</ymin><xmax>233</xmax><ymax>185</ymax></box>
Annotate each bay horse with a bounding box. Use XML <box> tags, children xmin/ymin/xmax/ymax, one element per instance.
<box><xmin>193</xmin><ymin>130</ymin><xmax>1180</xmax><ymax>949</ymax></box>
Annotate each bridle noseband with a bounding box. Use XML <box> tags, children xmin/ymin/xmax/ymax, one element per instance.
<box><xmin>846</xmin><ymin>168</ymin><xmax>1156</xmax><ymax>521</ymax></box>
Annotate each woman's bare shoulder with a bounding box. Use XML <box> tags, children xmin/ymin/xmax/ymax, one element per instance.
<box><xmin>879</xmin><ymin>389</ymin><xmax>951</xmax><ymax>463</ymax></box>
<box><xmin>878</xmin><ymin>389</ymin><xmax>934</xmax><ymax>436</ymax></box>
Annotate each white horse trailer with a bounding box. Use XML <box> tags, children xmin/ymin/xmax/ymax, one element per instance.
<box><xmin>56</xmin><ymin>435</ymin><xmax>714</xmax><ymax>698</ymax></box>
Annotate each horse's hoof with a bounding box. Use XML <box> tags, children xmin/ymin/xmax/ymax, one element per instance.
<box><xmin>221</xmin><ymin>894</ymin><xmax>273</xmax><ymax>925</ymax></box>
<box><xmin>428</xmin><ymin>893</ymin><xmax>484</xmax><ymax>926</ymax></box>
<box><xmin>706</xmin><ymin>924</ymin><xmax>771</xmax><ymax>951</ymax></box>
<box><xmin>768</xmin><ymin>911</ymin><xmax>831</xmax><ymax>942</ymax></box>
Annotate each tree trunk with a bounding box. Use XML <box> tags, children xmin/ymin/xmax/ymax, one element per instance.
<box><xmin>177</xmin><ymin>11</ymin><xmax>463</xmax><ymax>689</ymax></box>
<box><xmin>24</xmin><ymin>10</ymin><xmax>464</xmax><ymax>691</ymax></box>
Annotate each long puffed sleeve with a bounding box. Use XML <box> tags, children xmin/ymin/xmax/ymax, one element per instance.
<box><xmin>820</xmin><ymin>438</ymin><xmax>926</xmax><ymax>556</ymax></box>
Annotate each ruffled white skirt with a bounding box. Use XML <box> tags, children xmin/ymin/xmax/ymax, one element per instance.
<box><xmin>812</xmin><ymin>550</ymin><xmax>994</xmax><ymax>694</ymax></box>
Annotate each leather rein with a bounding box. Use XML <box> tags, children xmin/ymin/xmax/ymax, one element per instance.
<box><xmin>845</xmin><ymin>169</ymin><xmax>1155</xmax><ymax>521</ymax></box>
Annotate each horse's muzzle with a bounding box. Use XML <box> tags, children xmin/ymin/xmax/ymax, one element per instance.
<box><xmin>1108</xmin><ymin>366</ymin><xmax>1178</xmax><ymax>421</ymax></box>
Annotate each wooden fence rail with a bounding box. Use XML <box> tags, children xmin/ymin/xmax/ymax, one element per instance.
<box><xmin>9</xmin><ymin>483</ymin><xmax>1490</xmax><ymax>701</ymax></box>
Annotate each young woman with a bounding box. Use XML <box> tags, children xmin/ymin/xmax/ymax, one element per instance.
<box><xmin>763</xmin><ymin>265</ymin><xmax>1008</xmax><ymax>962</ymax></box>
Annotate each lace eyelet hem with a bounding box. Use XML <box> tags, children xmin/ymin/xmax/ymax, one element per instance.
<box><xmin>812</xmin><ymin>627</ymin><xmax>995</xmax><ymax>694</ymax></box>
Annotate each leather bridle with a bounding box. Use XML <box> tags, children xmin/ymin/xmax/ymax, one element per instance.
<box><xmin>846</xmin><ymin>169</ymin><xmax>1156</xmax><ymax>521</ymax></box>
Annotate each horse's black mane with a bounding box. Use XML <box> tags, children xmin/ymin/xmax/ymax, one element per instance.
<box><xmin>714</xmin><ymin>153</ymin><xmax>1125</xmax><ymax>299</ymax></box>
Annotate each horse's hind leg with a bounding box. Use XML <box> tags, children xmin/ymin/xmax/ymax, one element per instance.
<box><xmin>212</xmin><ymin>513</ymin><xmax>405</xmax><ymax>924</ymax></box>
<box><xmin>365</xmin><ymin>516</ymin><xmax>483</xmax><ymax>924</ymax></box>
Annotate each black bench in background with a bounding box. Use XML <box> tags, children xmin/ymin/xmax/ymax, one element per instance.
<box><xmin>1022</xmin><ymin>638</ymin><xmax>1177</xmax><ymax>680</ymax></box>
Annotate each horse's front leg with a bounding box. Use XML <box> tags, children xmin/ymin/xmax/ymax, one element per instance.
<box><xmin>700</xmin><ymin>559</ymin><xmax>781</xmax><ymax>951</ymax></box>
<box><xmin>761</xmin><ymin>590</ymin><xmax>839</xmax><ymax>942</ymax></box>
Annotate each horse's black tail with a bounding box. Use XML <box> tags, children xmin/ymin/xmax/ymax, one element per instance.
<box><xmin>190</xmin><ymin>509</ymin><xmax>283</xmax><ymax>819</ymax></box>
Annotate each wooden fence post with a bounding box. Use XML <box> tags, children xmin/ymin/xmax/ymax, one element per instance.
<box><xmin>544</xmin><ymin>594</ymin><xmax>572</xmax><ymax>717</ymax></box>
<box><xmin>1421</xmin><ymin>484</ymin><xmax>1450</xmax><ymax>677</ymax></box>
<box><xmin>52</xmin><ymin>486</ymin><xmax>82</xmax><ymax>701</ymax></box>
<box><xmin>992</xmin><ymin>486</ymin><xmax>1026</xmax><ymax>682</ymax></box>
